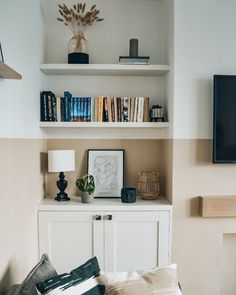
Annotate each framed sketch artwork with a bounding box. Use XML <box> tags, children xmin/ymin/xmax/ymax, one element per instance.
<box><xmin>87</xmin><ymin>149</ymin><xmax>124</xmax><ymax>198</ymax></box>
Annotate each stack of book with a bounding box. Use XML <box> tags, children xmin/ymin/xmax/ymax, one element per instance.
<box><xmin>119</xmin><ymin>56</ymin><xmax>150</xmax><ymax>65</ymax></box>
<box><xmin>40</xmin><ymin>91</ymin><xmax>150</xmax><ymax>123</ymax></box>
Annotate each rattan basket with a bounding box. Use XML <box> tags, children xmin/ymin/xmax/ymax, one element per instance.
<box><xmin>138</xmin><ymin>171</ymin><xmax>160</xmax><ymax>200</ymax></box>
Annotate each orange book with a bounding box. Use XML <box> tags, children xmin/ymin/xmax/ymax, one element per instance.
<box><xmin>97</xmin><ymin>96</ymin><xmax>103</xmax><ymax>122</ymax></box>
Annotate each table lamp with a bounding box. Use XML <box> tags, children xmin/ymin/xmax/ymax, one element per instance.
<box><xmin>48</xmin><ymin>150</ymin><xmax>75</xmax><ymax>201</ymax></box>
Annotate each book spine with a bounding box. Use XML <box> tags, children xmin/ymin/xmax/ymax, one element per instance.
<box><xmin>103</xmin><ymin>97</ymin><xmax>109</xmax><ymax>122</ymax></box>
<box><xmin>97</xmin><ymin>96</ymin><xmax>103</xmax><ymax>122</ymax></box>
<box><xmin>137</xmin><ymin>97</ymin><xmax>144</xmax><ymax>122</ymax></box>
<box><xmin>85</xmin><ymin>97</ymin><xmax>88</xmax><ymax>122</ymax></box>
<box><xmin>111</xmin><ymin>97</ymin><xmax>115</xmax><ymax>122</ymax></box>
<box><xmin>56</xmin><ymin>96</ymin><xmax>61</xmax><ymax>122</ymax></box>
<box><xmin>133</xmin><ymin>97</ymin><xmax>137</xmax><ymax>122</ymax></box>
<box><xmin>143</xmin><ymin>96</ymin><xmax>150</xmax><ymax>122</ymax></box>
<box><xmin>114</xmin><ymin>97</ymin><xmax>118</xmax><ymax>122</ymax></box>
<box><xmin>64</xmin><ymin>91</ymin><xmax>72</xmax><ymax>122</ymax></box>
<box><xmin>94</xmin><ymin>96</ymin><xmax>98</xmax><ymax>122</ymax></box>
<box><xmin>51</xmin><ymin>92</ymin><xmax>57</xmax><ymax>121</ymax></box>
<box><xmin>71</xmin><ymin>97</ymin><xmax>75</xmax><ymax>121</ymax></box>
<box><xmin>117</xmin><ymin>97</ymin><xmax>121</xmax><ymax>122</ymax></box>
<box><xmin>60</xmin><ymin>97</ymin><xmax>65</xmax><ymax>121</ymax></box>
<box><xmin>78</xmin><ymin>98</ymin><xmax>82</xmax><ymax>122</ymax></box>
<box><xmin>107</xmin><ymin>96</ymin><xmax>112</xmax><ymax>122</ymax></box>
<box><xmin>123</xmin><ymin>97</ymin><xmax>129</xmax><ymax>122</ymax></box>
<box><xmin>40</xmin><ymin>92</ymin><xmax>48</xmax><ymax>121</ymax></box>
<box><xmin>87</xmin><ymin>97</ymin><xmax>91</xmax><ymax>122</ymax></box>
<box><xmin>47</xmin><ymin>93</ymin><xmax>53</xmax><ymax>121</ymax></box>
<box><xmin>130</xmin><ymin>97</ymin><xmax>135</xmax><ymax>122</ymax></box>
<box><xmin>73</xmin><ymin>98</ymin><xmax>78</xmax><ymax>122</ymax></box>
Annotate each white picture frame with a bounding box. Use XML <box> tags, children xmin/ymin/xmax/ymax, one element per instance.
<box><xmin>87</xmin><ymin>149</ymin><xmax>124</xmax><ymax>198</ymax></box>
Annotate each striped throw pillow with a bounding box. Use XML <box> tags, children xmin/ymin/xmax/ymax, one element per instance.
<box><xmin>36</xmin><ymin>257</ymin><xmax>105</xmax><ymax>295</ymax></box>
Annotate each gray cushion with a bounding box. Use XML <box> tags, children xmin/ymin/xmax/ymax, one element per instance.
<box><xmin>7</xmin><ymin>285</ymin><xmax>20</xmax><ymax>295</ymax></box>
<box><xmin>18</xmin><ymin>254</ymin><xmax>57</xmax><ymax>295</ymax></box>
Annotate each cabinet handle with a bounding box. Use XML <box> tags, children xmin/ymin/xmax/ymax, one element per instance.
<box><xmin>95</xmin><ymin>215</ymin><xmax>102</xmax><ymax>220</ymax></box>
<box><xmin>106</xmin><ymin>214</ymin><xmax>112</xmax><ymax>221</ymax></box>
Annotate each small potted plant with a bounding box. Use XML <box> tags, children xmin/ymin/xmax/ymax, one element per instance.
<box><xmin>76</xmin><ymin>174</ymin><xmax>95</xmax><ymax>203</ymax></box>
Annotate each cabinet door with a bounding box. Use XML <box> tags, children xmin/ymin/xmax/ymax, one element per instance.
<box><xmin>38</xmin><ymin>212</ymin><xmax>104</xmax><ymax>273</ymax></box>
<box><xmin>104</xmin><ymin>211</ymin><xmax>171</xmax><ymax>271</ymax></box>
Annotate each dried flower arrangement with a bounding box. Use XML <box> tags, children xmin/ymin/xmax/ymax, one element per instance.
<box><xmin>57</xmin><ymin>2</ymin><xmax>104</xmax><ymax>35</ymax></box>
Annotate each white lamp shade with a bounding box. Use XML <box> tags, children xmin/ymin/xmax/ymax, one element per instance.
<box><xmin>48</xmin><ymin>150</ymin><xmax>75</xmax><ymax>172</ymax></box>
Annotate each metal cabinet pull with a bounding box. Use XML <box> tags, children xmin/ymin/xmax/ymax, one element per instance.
<box><xmin>106</xmin><ymin>214</ymin><xmax>112</xmax><ymax>220</ymax></box>
<box><xmin>95</xmin><ymin>215</ymin><xmax>102</xmax><ymax>220</ymax></box>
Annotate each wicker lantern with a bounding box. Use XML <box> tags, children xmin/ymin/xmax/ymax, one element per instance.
<box><xmin>138</xmin><ymin>171</ymin><xmax>160</xmax><ymax>200</ymax></box>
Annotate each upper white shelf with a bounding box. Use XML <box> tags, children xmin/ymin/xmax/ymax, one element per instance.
<box><xmin>39</xmin><ymin>122</ymin><xmax>170</xmax><ymax>128</ymax></box>
<box><xmin>39</xmin><ymin>64</ymin><xmax>170</xmax><ymax>77</ymax></box>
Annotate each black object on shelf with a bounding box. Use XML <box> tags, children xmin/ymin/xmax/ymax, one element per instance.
<box><xmin>121</xmin><ymin>187</ymin><xmax>137</xmax><ymax>203</ymax></box>
<box><xmin>55</xmin><ymin>172</ymin><xmax>70</xmax><ymax>201</ymax></box>
<box><xmin>68</xmin><ymin>52</ymin><xmax>89</xmax><ymax>64</ymax></box>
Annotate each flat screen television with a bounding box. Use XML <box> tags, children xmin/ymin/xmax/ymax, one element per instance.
<box><xmin>213</xmin><ymin>75</ymin><xmax>236</xmax><ymax>163</ymax></box>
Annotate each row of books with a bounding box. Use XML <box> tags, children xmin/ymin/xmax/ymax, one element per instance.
<box><xmin>40</xmin><ymin>91</ymin><xmax>150</xmax><ymax>122</ymax></box>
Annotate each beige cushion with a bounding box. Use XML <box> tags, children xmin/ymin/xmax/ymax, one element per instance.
<box><xmin>98</xmin><ymin>264</ymin><xmax>182</xmax><ymax>295</ymax></box>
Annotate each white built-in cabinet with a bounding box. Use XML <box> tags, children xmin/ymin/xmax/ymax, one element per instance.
<box><xmin>38</xmin><ymin>198</ymin><xmax>172</xmax><ymax>273</ymax></box>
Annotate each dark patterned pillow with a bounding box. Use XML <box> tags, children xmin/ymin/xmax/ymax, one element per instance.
<box><xmin>36</xmin><ymin>257</ymin><xmax>105</xmax><ymax>295</ymax></box>
<box><xmin>18</xmin><ymin>254</ymin><xmax>57</xmax><ymax>295</ymax></box>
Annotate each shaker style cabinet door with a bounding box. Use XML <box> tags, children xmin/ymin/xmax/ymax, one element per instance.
<box><xmin>38</xmin><ymin>211</ymin><xmax>104</xmax><ymax>273</ymax></box>
<box><xmin>103</xmin><ymin>211</ymin><xmax>171</xmax><ymax>272</ymax></box>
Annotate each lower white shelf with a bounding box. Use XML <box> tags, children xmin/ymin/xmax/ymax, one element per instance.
<box><xmin>39</xmin><ymin>121</ymin><xmax>170</xmax><ymax>128</ymax></box>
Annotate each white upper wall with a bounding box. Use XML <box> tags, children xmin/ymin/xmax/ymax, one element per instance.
<box><xmin>173</xmin><ymin>0</ymin><xmax>236</xmax><ymax>139</ymax></box>
<box><xmin>0</xmin><ymin>0</ymin><xmax>44</xmax><ymax>138</ymax></box>
<box><xmin>2</xmin><ymin>0</ymin><xmax>236</xmax><ymax>139</ymax></box>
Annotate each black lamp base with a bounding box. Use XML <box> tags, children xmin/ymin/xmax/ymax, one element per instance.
<box><xmin>55</xmin><ymin>172</ymin><xmax>70</xmax><ymax>202</ymax></box>
<box><xmin>55</xmin><ymin>192</ymin><xmax>70</xmax><ymax>202</ymax></box>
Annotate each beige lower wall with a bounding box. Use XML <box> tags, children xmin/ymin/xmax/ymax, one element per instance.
<box><xmin>172</xmin><ymin>139</ymin><xmax>236</xmax><ymax>295</ymax></box>
<box><xmin>0</xmin><ymin>139</ymin><xmax>46</xmax><ymax>293</ymax></box>
<box><xmin>3</xmin><ymin>138</ymin><xmax>236</xmax><ymax>295</ymax></box>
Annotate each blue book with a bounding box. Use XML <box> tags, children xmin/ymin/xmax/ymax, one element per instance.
<box><xmin>87</xmin><ymin>97</ymin><xmax>91</xmax><ymax>122</ymax></box>
<box><xmin>78</xmin><ymin>98</ymin><xmax>82</xmax><ymax>121</ymax></box>
<box><xmin>74</xmin><ymin>98</ymin><xmax>79</xmax><ymax>121</ymax></box>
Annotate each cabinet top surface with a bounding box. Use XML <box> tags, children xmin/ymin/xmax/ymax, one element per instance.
<box><xmin>38</xmin><ymin>196</ymin><xmax>172</xmax><ymax>212</ymax></box>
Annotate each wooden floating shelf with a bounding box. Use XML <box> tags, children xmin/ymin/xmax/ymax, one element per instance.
<box><xmin>39</xmin><ymin>64</ymin><xmax>170</xmax><ymax>76</ymax></box>
<box><xmin>39</xmin><ymin>122</ymin><xmax>170</xmax><ymax>128</ymax></box>
<box><xmin>200</xmin><ymin>196</ymin><xmax>236</xmax><ymax>217</ymax></box>
<box><xmin>0</xmin><ymin>61</ymin><xmax>22</xmax><ymax>79</ymax></box>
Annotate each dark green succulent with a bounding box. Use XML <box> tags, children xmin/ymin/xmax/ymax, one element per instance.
<box><xmin>76</xmin><ymin>174</ymin><xmax>95</xmax><ymax>195</ymax></box>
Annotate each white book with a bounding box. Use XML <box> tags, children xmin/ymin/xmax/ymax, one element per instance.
<box><xmin>137</xmin><ymin>97</ymin><xmax>144</xmax><ymax>122</ymax></box>
<box><xmin>56</xmin><ymin>96</ymin><xmax>61</xmax><ymax>122</ymax></box>
<box><xmin>134</xmin><ymin>97</ymin><xmax>139</xmax><ymax>122</ymax></box>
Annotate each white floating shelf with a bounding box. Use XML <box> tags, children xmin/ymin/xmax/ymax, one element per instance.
<box><xmin>39</xmin><ymin>64</ymin><xmax>170</xmax><ymax>76</ymax></box>
<box><xmin>39</xmin><ymin>122</ymin><xmax>170</xmax><ymax>128</ymax></box>
<box><xmin>0</xmin><ymin>61</ymin><xmax>22</xmax><ymax>79</ymax></box>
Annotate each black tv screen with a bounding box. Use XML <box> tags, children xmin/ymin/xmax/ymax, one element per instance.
<box><xmin>213</xmin><ymin>75</ymin><xmax>236</xmax><ymax>163</ymax></box>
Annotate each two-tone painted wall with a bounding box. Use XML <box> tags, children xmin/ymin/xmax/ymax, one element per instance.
<box><xmin>1</xmin><ymin>0</ymin><xmax>236</xmax><ymax>294</ymax></box>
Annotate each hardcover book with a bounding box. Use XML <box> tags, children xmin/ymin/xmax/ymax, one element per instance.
<box><xmin>119</xmin><ymin>56</ymin><xmax>150</xmax><ymax>65</ymax></box>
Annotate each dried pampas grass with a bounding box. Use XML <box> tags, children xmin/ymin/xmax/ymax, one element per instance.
<box><xmin>57</xmin><ymin>2</ymin><xmax>104</xmax><ymax>35</ymax></box>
